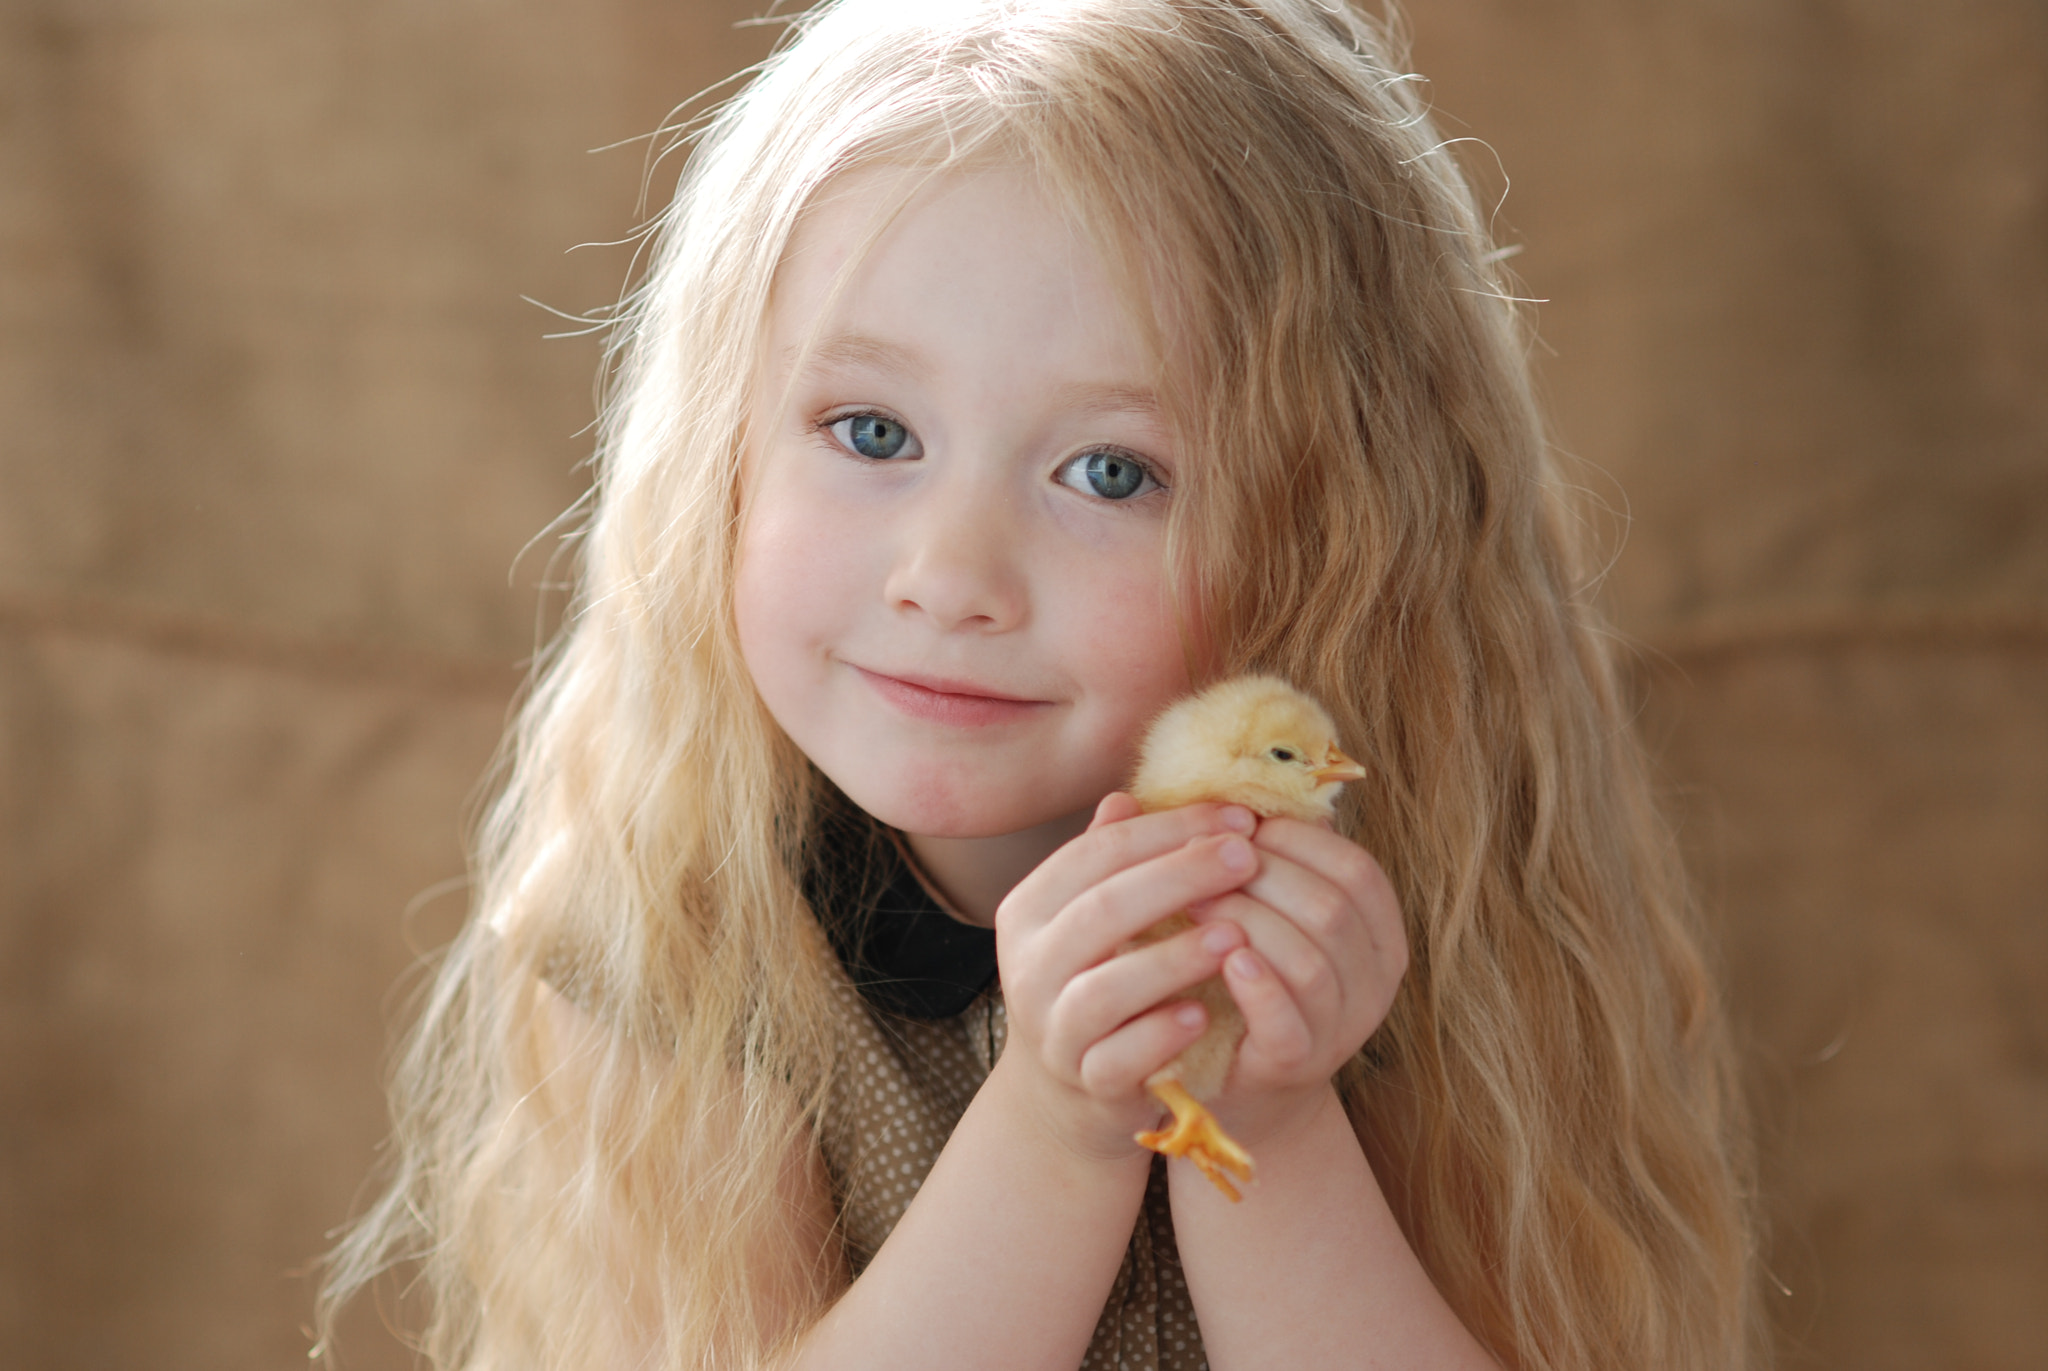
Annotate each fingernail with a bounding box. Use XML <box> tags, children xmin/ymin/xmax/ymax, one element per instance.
<box><xmin>1218</xmin><ymin>837</ymin><xmax>1255</xmax><ymax>872</ymax></box>
<box><xmin>1176</xmin><ymin>1004</ymin><xmax>1206</xmax><ymax>1029</ymax></box>
<box><xmin>1202</xmin><ymin>923</ymin><xmax>1239</xmax><ymax>955</ymax></box>
<box><xmin>1218</xmin><ymin>805</ymin><xmax>1255</xmax><ymax>833</ymax></box>
<box><xmin>1228</xmin><ymin>950</ymin><xmax>1263</xmax><ymax>980</ymax></box>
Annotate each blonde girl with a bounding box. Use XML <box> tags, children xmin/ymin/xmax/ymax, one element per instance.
<box><xmin>321</xmin><ymin>1</ymin><xmax>1762</xmax><ymax>1368</ymax></box>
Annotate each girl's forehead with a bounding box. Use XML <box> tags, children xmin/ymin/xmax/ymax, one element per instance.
<box><xmin>767</xmin><ymin>163</ymin><xmax>1162</xmax><ymax>371</ymax></box>
<box><xmin>781</xmin><ymin>164</ymin><xmax>1075</xmax><ymax>295</ymax></box>
<box><xmin>766</xmin><ymin>163</ymin><xmax>1176</xmax><ymax>393</ymax></box>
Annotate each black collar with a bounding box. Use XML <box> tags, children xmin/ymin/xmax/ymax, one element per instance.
<box><xmin>804</xmin><ymin>802</ymin><xmax>998</xmax><ymax>1021</ymax></box>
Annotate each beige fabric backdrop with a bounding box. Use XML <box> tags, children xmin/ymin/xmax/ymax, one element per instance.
<box><xmin>2</xmin><ymin>2</ymin><xmax>2041</xmax><ymax>1368</ymax></box>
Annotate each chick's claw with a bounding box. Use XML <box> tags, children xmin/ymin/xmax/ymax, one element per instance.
<box><xmin>1135</xmin><ymin>1079</ymin><xmax>1254</xmax><ymax>1202</ymax></box>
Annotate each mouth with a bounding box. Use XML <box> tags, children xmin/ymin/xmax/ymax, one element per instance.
<box><xmin>851</xmin><ymin>665</ymin><xmax>1052</xmax><ymax>727</ymax></box>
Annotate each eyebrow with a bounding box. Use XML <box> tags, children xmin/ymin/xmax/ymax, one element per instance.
<box><xmin>1049</xmin><ymin>379</ymin><xmax>1163</xmax><ymax>418</ymax></box>
<box><xmin>789</xmin><ymin>331</ymin><xmax>929</xmax><ymax>382</ymax></box>
<box><xmin>788</xmin><ymin>331</ymin><xmax>1164</xmax><ymax>418</ymax></box>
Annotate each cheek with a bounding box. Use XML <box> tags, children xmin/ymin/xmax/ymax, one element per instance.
<box><xmin>733</xmin><ymin>492</ymin><xmax>832</xmax><ymax>693</ymax></box>
<box><xmin>1069</xmin><ymin>567</ymin><xmax>1194</xmax><ymax>724</ymax></box>
<box><xmin>731</xmin><ymin>518</ymin><xmax>779</xmax><ymax>667</ymax></box>
<box><xmin>736</xmin><ymin>459</ymin><xmax>858</xmax><ymax>607</ymax></box>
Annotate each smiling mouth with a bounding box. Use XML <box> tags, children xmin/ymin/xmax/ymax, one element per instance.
<box><xmin>852</xmin><ymin>666</ymin><xmax>1051</xmax><ymax>726</ymax></box>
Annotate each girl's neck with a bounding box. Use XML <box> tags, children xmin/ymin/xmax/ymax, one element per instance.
<box><xmin>902</xmin><ymin>807</ymin><xmax>1093</xmax><ymax>927</ymax></box>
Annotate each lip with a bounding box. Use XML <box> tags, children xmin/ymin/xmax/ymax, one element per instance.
<box><xmin>851</xmin><ymin>665</ymin><xmax>1052</xmax><ymax>727</ymax></box>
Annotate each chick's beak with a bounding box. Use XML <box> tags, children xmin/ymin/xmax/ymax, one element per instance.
<box><xmin>1312</xmin><ymin>747</ymin><xmax>1368</xmax><ymax>785</ymax></box>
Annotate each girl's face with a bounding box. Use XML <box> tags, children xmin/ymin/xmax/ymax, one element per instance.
<box><xmin>736</xmin><ymin>164</ymin><xmax>1194</xmax><ymax>843</ymax></box>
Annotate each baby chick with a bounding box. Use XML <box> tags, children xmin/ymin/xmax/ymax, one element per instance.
<box><xmin>1124</xmin><ymin>675</ymin><xmax>1367</xmax><ymax>1201</ymax></box>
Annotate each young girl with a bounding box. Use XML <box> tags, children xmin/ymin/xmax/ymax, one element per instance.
<box><xmin>321</xmin><ymin>2</ymin><xmax>1762</xmax><ymax>1367</ymax></box>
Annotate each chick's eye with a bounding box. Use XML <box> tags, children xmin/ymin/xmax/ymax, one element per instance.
<box><xmin>828</xmin><ymin>413</ymin><xmax>916</xmax><ymax>460</ymax></box>
<box><xmin>1268</xmin><ymin>747</ymin><xmax>1297</xmax><ymax>763</ymax></box>
<box><xmin>1057</xmin><ymin>449</ymin><xmax>1158</xmax><ymax>501</ymax></box>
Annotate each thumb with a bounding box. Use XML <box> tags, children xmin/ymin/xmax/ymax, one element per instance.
<box><xmin>1089</xmin><ymin>791</ymin><xmax>1143</xmax><ymax>829</ymax></box>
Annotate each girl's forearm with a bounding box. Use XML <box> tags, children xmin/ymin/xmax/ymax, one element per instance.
<box><xmin>1171</xmin><ymin>1087</ymin><xmax>1502</xmax><ymax>1371</ymax></box>
<box><xmin>790</xmin><ymin>1053</ymin><xmax>1153</xmax><ymax>1371</ymax></box>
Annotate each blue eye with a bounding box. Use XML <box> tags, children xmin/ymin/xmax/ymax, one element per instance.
<box><xmin>830</xmin><ymin>413</ymin><xmax>916</xmax><ymax>460</ymax></box>
<box><xmin>1057</xmin><ymin>449</ymin><xmax>1157</xmax><ymax>501</ymax></box>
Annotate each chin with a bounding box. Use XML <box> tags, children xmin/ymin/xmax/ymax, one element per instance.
<box><xmin>838</xmin><ymin>772</ymin><xmax>1085</xmax><ymax>842</ymax></box>
<box><xmin>857</xmin><ymin>794</ymin><xmax>1037</xmax><ymax>841</ymax></box>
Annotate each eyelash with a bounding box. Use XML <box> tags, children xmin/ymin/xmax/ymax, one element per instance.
<box><xmin>816</xmin><ymin>408</ymin><xmax>1168</xmax><ymax>503</ymax></box>
<box><xmin>1054</xmin><ymin>447</ymin><xmax>1165</xmax><ymax>502</ymax></box>
<box><xmin>819</xmin><ymin>409</ymin><xmax>920</xmax><ymax>462</ymax></box>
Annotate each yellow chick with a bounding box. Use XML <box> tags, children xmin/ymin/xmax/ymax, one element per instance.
<box><xmin>1124</xmin><ymin>675</ymin><xmax>1367</xmax><ymax>1201</ymax></box>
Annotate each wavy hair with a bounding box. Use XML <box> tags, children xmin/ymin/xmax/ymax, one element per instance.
<box><xmin>320</xmin><ymin>2</ymin><xmax>1762</xmax><ymax>1367</ymax></box>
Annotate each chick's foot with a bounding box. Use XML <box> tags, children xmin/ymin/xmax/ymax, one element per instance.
<box><xmin>1136</xmin><ymin>1079</ymin><xmax>1254</xmax><ymax>1202</ymax></box>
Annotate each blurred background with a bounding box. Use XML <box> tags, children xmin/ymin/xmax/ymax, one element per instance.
<box><xmin>1</xmin><ymin>1</ymin><xmax>2041</xmax><ymax>1367</ymax></box>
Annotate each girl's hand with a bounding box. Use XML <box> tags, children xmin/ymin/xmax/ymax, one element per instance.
<box><xmin>990</xmin><ymin>794</ymin><xmax>1258</xmax><ymax>1163</ymax></box>
<box><xmin>1188</xmin><ymin>816</ymin><xmax>1409</xmax><ymax>1148</ymax></box>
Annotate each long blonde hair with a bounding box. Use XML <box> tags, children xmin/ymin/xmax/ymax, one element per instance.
<box><xmin>320</xmin><ymin>2</ymin><xmax>1762</xmax><ymax>1367</ymax></box>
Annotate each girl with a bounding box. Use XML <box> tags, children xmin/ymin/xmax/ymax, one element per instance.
<box><xmin>321</xmin><ymin>2</ymin><xmax>1762</xmax><ymax>1368</ymax></box>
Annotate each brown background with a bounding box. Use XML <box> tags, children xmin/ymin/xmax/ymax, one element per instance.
<box><xmin>1</xmin><ymin>2</ymin><xmax>2041</xmax><ymax>1368</ymax></box>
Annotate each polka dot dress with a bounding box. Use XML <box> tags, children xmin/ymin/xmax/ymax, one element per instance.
<box><xmin>817</xmin><ymin>974</ymin><xmax>1209</xmax><ymax>1370</ymax></box>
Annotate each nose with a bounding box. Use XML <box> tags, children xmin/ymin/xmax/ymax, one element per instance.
<box><xmin>881</xmin><ymin>464</ymin><xmax>1029</xmax><ymax>632</ymax></box>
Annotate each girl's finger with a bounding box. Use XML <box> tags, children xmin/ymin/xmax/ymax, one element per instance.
<box><xmin>1000</xmin><ymin>801</ymin><xmax>1254</xmax><ymax>934</ymax></box>
<box><xmin>1088</xmin><ymin>791</ymin><xmax>1145</xmax><ymax>829</ymax></box>
<box><xmin>1227</xmin><ymin>845</ymin><xmax>1374</xmax><ymax>985</ymax></box>
<box><xmin>1188</xmin><ymin>882</ymin><xmax>1338</xmax><ymax>1018</ymax></box>
<box><xmin>1040</xmin><ymin>920</ymin><xmax>1244</xmax><ymax>1068</ymax></box>
<box><xmin>1250</xmin><ymin>817</ymin><xmax>1404</xmax><ymax>957</ymax></box>
<box><xmin>1222</xmin><ymin>947</ymin><xmax>1315</xmax><ymax>1074</ymax></box>
<box><xmin>1036</xmin><ymin>833</ymin><xmax>1258</xmax><ymax>979</ymax></box>
<box><xmin>1073</xmin><ymin>999</ymin><xmax>1213</xmax><ymax>1098</ymax></box>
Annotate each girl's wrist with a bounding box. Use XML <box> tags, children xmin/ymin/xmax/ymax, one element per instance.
<box><xmin>1218</xmin><ymin>1077</ymin><xmax>1346</xmax><ymax>1155</ymax></box>
<box><xmin>1172</xmin><ymin>1080</ymin><xmax>1365</xmax><ymax>1217</ymax></box>
<box><xmin>984</xmin><ymin>1048</ymin><xmax>1161</xmax><ymax>1177</ymax></box>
